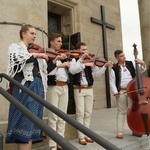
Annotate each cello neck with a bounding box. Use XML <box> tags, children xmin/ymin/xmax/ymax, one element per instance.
<box><xmin>133</xmin><ymin>43</ymin><xmax>143</xmax><ymax>95</ymax></box>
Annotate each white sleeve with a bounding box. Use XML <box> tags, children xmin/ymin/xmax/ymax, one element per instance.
<box><xmin>109</xmin><ymin>69</ymin><xmax>118</xmax><ymax>94</ymax></box>
<box><xmin>92</xmin><ymin>66</ymin><xmax>106</xmax><ymax>77</ymax></box>
<box><xmin>69</xmin><ymin>58</ymin><xmax>85</xmax><ymax>75</ymax></box>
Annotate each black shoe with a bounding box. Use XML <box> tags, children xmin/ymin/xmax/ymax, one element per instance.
<box><xmin>57</xmin><ymin>147</ymin><xmax>63</xmax><ymax>150</ymax></box>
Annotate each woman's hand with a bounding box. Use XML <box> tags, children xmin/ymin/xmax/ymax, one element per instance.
<box><xmin>33</xmin><ymin>53</ymin><xmax>49</xmax><ymax>61</ymax></box>
<box><xmin>42</xmin><ymin>53</ymin><xmax>49</xmax><ymax>61</ymax></box>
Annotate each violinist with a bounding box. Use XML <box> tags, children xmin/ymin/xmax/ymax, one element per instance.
<box><xmin>46</xmin><ymin>33</ymin><xmax>70</xmax><ymax>150</ymax></box>
<box><xmin>5</xmin><ymin>24</ymin><xmax>49</xmax><ymax>150</ymax></box>
<box><xmin>109</xmin><ymin>50</ymin><xmax>146</xmax><ymax>139</ymax></box>
<box><xmin>69</xmin><ymin>42</ymin><xmax>113</xmax><ymax>145</ymax></box>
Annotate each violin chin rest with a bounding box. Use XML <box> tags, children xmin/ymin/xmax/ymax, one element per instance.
<box><xmin>139</xmin><ymin>100</ymin><xmax>148</xmax><ymax>105</ymax></box>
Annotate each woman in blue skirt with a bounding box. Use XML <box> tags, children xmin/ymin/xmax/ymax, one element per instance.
<box><xmin>6</xmin><ymin>24</ymin><xmax>49</xmax><ymax>150</ymax></box>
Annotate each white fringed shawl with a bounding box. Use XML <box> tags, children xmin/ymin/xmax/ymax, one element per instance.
<box><xmin>6</xmin><ymin>41</ymin><xmax>47</xmax><ymax>98</ymax></box>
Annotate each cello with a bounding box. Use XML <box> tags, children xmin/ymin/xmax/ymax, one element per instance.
<box><xmin>127</xmin><ymin>43</ymin><xmax>150</xmax><ymax>136</ymax></box>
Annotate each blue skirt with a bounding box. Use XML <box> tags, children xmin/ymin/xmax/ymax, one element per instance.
<box><xmin>6</xmin><ymin>76</ymin><xmax>44</xmax><ymax>143</ymax></box>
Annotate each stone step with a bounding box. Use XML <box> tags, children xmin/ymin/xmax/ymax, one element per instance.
<box><xmin>32</xmin><ymin>136</ymin><xmax>150</xmax><ymax>150</ymax></box>
<box><xmin>32</xmin><ymin>108</ymin><xmax>150</xmax><ymax>150</ymax></box>
<box><xmin>67</xmin><ymin>133</ymin><xmax>149</xmax><ymax>150</ymax></box>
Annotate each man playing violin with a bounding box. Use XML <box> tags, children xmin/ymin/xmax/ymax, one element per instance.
<box><xmin>46</xmin><ymin>33</ymin><xmax>70</xmax><ymax>150</ymax></box>
<box><xmin>109</xmin><ymin>50</ymin><xmax>146</xmax><ymax>139</ymax></box>
<box><xmin>69</xmin><ymin>42</ymin><xmax>113</xmax><ymax>145</ymax></box>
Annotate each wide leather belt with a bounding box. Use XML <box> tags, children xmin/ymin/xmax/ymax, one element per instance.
<box><xmin>73</xmin><ymin>86</ymin><xmax>93</xmax><ymax>89</ymax></box>
<box><xmin>56</xmin><ymin>81</ymin><xmax>67</xmax><ymax>86</ymax></box>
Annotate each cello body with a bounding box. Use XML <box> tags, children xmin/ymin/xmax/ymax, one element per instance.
<box><xmin>127</xmin><ymin>75</ymin><xmax>150</xmax><ymax>134</ymax></box>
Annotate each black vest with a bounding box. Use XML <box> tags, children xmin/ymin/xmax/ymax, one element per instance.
<box><xmin>73</xmin><ymin>66</ymin><xmax>94</xmax><ymax>86</ymax></box>
<box><xmin>47</xmin><ymin>60</ymin><xmax>68</xmax><ymax>86</ymax></box>
<box><xmin>112</xmin><ymin>61</ymin><xmax>135</xmax><ymax>92</ymax></box>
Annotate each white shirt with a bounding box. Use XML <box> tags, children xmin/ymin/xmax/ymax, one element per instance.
<box><xmin>109</xmin><ymin>61</ymin><xmax>146</xmax><ymax>94</ymax></box>
<box><xmin>48</xmin><ymin>60</ymin><xmax>68</xmax><ymax>82</ymax></box>
<box><xmin>69</xmin><ymin>58</ymin><xmax>106</xmax><ymax>86</ymax></box>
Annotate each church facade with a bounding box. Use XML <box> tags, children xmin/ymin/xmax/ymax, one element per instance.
<box><xmin>0</xmin><ymin>0</ymin><xmax>132</xmax><ymax>149</ymax></box>
<box><xmin>138</xmin><ymin>0</ymin><xmax>150</xmax><ymax>67</ymax></box>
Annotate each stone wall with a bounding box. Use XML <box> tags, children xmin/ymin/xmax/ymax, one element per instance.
<box><xmin>76</xmin><ymin>0</ymin><xmax>122</xmax><ymax>108</ymax></box>
<box><xmin>138</xmin><ymin>0</ymin><xmax>150</xmax><ymax>69</ymax></box>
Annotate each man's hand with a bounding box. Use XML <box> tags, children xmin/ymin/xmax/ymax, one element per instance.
<box><xmin>56</xmin><ymin>54</ymin><xmax>67</xmax><ymax>60</ymax></box>
<box><xmin>80</xmin><ymin>52</ymin><xmax>89</xmax><ymax>60</ymax></box>
<box><xmin>114</xmin><ymin>93</ymin><xmax>120</xmax><ymax>98</ymax></box>
<box><xmin>84</xmin><ymin>62</ymin><xmax>95</xmax><ymax>67</ymax></box>
<box><xmin>57</xmin><ymin>62</ymin><xmax>70</xmax><ymax>68</ymax></box>
<box><xmin>104</xmin><ymin>61</ymin><xmax>114</xmax><ymax>68</ymax></box>
<box><xmin>134</xmin><ymin>58</ymin><xmax>146</xmax><ymax>68</ymax></box>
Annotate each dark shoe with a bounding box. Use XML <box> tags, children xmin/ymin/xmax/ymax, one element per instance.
<box><xmin>132</xmin><ymin>132</ymin><xmax>142</xmax><ymax>137</ymax></box>
<box><xmin>57</xmin><ymin>147</ymin><xmax>63</xmax><ymax>150</ymax></box>
<box><xmin>116</xmin><ymin>133</ymin><xmax>123</xmax><ymax>139</ymax></box>
<box><xmin>85</xmin><ymin>137</ymin><xmax>94</xmax><ymax>143</ymax></box>
<box><xmin>79</xmin><ymin>138</ymin><xmax>87</xmax><ymax>145</ymax></box>
<box><xmin>50</xmin><ymin>147</ymin><xmax>56</xmax><ymax>150</ymax></box>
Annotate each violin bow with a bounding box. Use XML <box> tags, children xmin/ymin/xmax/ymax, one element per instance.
<box><xmin>119</xmin><ymin>87</ymin><xmax>147</xmax><ymax>95</ymax></box>
<box><xmin>67</xmin><ymin>34</ymin><xmax>71</xmax><ymax>61</ymax></box>
<box><xmin>41</xmin><ymin>27</ymin><xmax>46</xmax><ymax>54</ymax></box>
<box><xmin>95</xmin><ymin>40</ymin><xmax>103</xmax><ymax>58</ymax></box>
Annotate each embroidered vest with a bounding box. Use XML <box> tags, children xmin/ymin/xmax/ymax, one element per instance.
<box><xmin>112</xmin><ymin>61</ymin><xmax>135</xmax><ymax>92</ymax></box>
<box><xmin>73</xmin><ymin>66</ymin><xmax>94</xmax><ymax>86</ymax></box>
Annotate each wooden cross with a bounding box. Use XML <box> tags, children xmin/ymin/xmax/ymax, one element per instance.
<box><xmin>91</xmin><ymin>5</ymin><xmax>115</xmax><ymax>108</ymax></box>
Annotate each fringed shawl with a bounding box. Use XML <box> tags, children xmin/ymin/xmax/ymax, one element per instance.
<box><xmin>6</xmin><ymin>41</ymin><xmax>47</xmax><ymax>97</ymax></box>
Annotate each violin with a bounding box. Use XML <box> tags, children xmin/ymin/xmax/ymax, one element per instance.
<box><xmin>28</xmin><ymin>43</ymin><xmax>44</xmax><ymax>53</ymax></box>
<box><xmin>56</xmin><ymin>49</ymin><xmax>84</xmax><ymax>60</ymax></box>
<box><xmin>56</xmin><ymin>49</ymin><xmax>108</xmax><ymax>66</ymax></box>
<box><xmin>28</xmin><ymin>43</ymin><xmax>60</xmax><ymax>59</ymax></box>
<box><xmin>83</xmin><ymin>53</ymin><xmax>107</xmax><ymax>67</ymax></box>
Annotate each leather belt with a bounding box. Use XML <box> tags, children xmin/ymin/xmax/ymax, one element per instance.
<box><xmin>56</xmin><ymin>81</ymin><xmax>67</xmax><ymax>86</ymax></box>
<box><xmin>73</xmin><ymin>86</ymin><xmax>92</xmax><ymax>89</ymax></box>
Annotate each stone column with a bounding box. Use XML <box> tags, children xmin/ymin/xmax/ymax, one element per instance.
<box><xmin>138</xmin><ymin>0</ymin><xmax>150</xmax><ymax>66</ymax></box>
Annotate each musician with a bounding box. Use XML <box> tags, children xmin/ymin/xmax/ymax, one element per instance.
<box><xmin>109</xmin><ymin>50</ymin><xmax>146</xmax><ymax>139</ymax></box>
<box><xmin>69</xmin><ymin>42</ymin><xmax>113</xmax><ymax>145</ymax></box>
<box><xmin>46</xmin><ymin>33</ymin><xmax>70</xmax><ymax>150</ymax></box>
<box><xmin>5</xmin><ymin>24</ymin><xmax>49</xmax><ymax>150</ymax></box>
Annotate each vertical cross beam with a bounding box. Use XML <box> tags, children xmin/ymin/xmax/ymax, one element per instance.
<box><xmin>91</xmin><ymin>5</ymin><xmax>115</xmax><ymax>108</ymax></box>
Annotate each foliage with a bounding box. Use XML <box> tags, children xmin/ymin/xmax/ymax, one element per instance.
<box><xmin>60</xmin><ymin>33</ymin><xmax>75</xmax><ymax>50</ymax></box>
